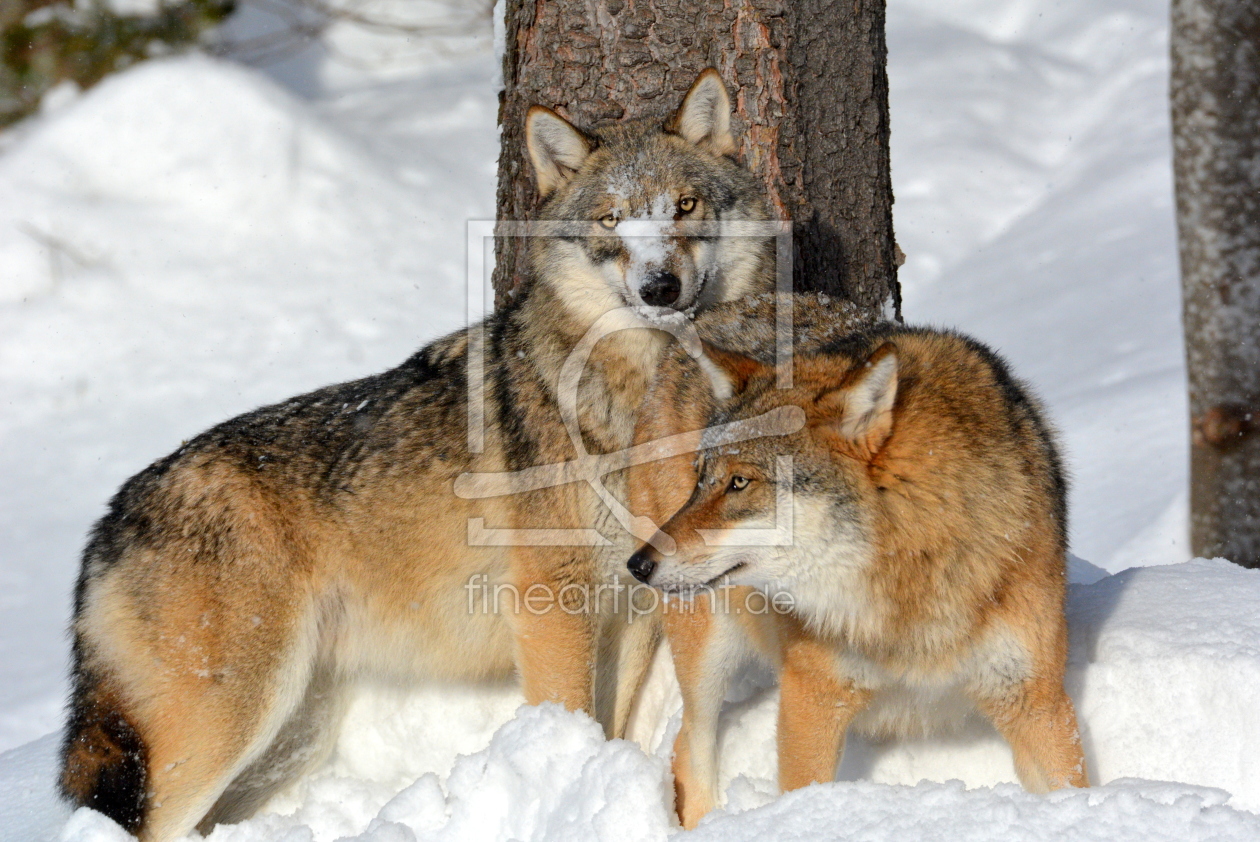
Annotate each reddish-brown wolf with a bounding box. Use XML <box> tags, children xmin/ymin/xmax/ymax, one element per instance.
<box><xmin>628</xmin><ymin>317</ymin><xmax>1088</xmax><ymax>827</ymax></box>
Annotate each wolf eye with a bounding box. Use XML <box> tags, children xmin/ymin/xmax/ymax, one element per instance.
<box><xmin>728</xmin><ymin>475</ymin><xmax>750</xmax><ymax>492</ymax></box>
<box><xmin>678</xmin><ymin>197</ymin><xmax>696</xmax><ymax>214</ymax></box>
<box><xmin>599</xmin><ymin>213</ymin><xmax>618</xmax><ymax>230</ymax></box>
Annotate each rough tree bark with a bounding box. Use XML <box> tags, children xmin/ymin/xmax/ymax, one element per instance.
<box><xmin>494</xmin><ymin>0</ymin><xmax>899</xmax><ymax>318</ymax></box>
<box><xmin>1171</xmin><ymin>0</ymin><xmax>1260</xmax><ymax>568</ymax></box>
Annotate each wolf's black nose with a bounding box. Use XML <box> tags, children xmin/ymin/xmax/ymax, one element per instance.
<box><xmin>627</xmin><ymin>550</ymin><xmax>657</xmax><ymax>584</ymax></box>
<box><xmin>640</xmin><ymin>271</ymin><xmax>681</xmax><ymax>308</ymax></box>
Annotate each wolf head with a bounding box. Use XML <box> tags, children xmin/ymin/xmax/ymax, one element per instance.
<box><xmin>625</xmin><ymin>342</ymin><xmax>898</xmax><ymax>596</ymax></box>
<box><xmin>525</xmin><ymin>69</ymin><xmax>773</xmax><ymax>326</ymax></box>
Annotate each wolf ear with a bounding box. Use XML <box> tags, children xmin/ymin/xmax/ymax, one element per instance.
<box><xmin>669</xmin><ymin>69</ymin><xmax>736</xmax><ymax>157</ymax></box>
<box><xmin>526</xmin><ymin>106</ymin><xmax>593</xmax><ymax>197</ymax></box>
<box><xmin>699</xmin><ymin>341</ymin><xmax>766</xmax><ymax>400</ymax></box>
<box><xmin>817</xmin><ymin>344</ymin><xmax>899</xmax><ymax>456</ymax></box>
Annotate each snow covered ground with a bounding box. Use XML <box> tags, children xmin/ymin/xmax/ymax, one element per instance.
<box><xmin>2</xmin><ymin>0</ymin><xmax>1254</xmax><ymax>838</ymax></box>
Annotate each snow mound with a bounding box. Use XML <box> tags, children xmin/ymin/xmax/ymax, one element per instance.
<box><xmin>0</xmin><ymin>54</ymin><xmax>424</xmax><ymax>304</ymax></box>
<box><xmin>55</xmin><ymin>705</ymin><xmax>670</xmax><ymax>842</ymax></box>
<box><xmin>690</xmin><ymin>779</ymin><xmax>1260</xmax><ymax>842</ymax></box>
<box><xmin>1070</xmin><ymin>559</ymin><xmax>1260</xmax><ymax>805</ymax></box>
<box><xmin>432</xmin><ymin>705</ymin><xmax>669</xmax><ymax>842</ymax></box>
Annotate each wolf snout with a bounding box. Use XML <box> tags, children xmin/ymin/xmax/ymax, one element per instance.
<box><xmin>627</xmin><ymin>549</ymin><xmax>657</xmax><ymax>584</ymax></box>
<box><xmin>639</xmin><ymin>270</ymin><xmax>681</xmax><ymax>308</ymax></box>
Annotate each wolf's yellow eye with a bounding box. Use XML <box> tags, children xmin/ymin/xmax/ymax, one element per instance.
<box><xmin>678</xmin><ymin>197</ymin><xmax>697</xmax><ymax>214</ymax></box>
<box><xmin>728</xmin><ymin>475</ymin><xmax>750</xmax><ymax>492</ymax></box>
<box><xmin>599</xmin><ymin>214</ymin><xmax>618</xmax><ymax>230</ymax></box>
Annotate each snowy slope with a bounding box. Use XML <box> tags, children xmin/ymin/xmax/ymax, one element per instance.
<box><xmin>0</xmin><ymin>0</ymin><xmax>1240</xmax><ymax>838</ymax></box>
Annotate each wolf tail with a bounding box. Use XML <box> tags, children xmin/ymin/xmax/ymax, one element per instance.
<box><xmin>59</xmin><ymin>661</ymin><xmax>149</xmax><ymax>834</ymax></box>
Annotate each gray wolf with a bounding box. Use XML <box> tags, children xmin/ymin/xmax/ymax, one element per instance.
<box><xmin>60</xmin><ymin>68</ymin><xmax>775</xmax><ymax>840</ymax></box>
<box><xmin>627</xmin><ymin>321</ymin><xmax>1088</xmax><ymax>827</ymax></box>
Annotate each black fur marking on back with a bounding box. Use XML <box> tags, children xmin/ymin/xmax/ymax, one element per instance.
<box><xmin>74</xmin><ymin>326</ymin><xmax>479</xmax><ymax>581</ymax></box>
<box><xmin>813</xmin><ymin>319</ymin><xmax>901</xmax><ymax>360</ymax></box>
<box><xmin>489</xmin><ymin>298</ymin><xmax>542</xmax><ymax>472</ymax></box>
<box><xmin>72</xmin><ymin>449</ymin><xmax>183</xmax><ymax>614</ymax></box>
<box><xmin>59</xmin><ymin>665</ymin><xmax>148</xmax><ymax>834</ymax></box>
<box><xmin>952</xmin><ymin>332</ymin><xmax>1070</xmax><ymax>549</ymax></box>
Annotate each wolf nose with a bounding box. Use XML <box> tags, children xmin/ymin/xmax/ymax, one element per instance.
<box><xmin>639</xmin><ymin>271</ymin><xmax>681</xmax><ymax>308</ymax></box>
<box><xmin>627</xmin><ymin>550</ymin><xmax>657</xmax><ymax>584</ymax></box>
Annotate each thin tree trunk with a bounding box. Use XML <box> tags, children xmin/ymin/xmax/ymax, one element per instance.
<box><xmin>494</xmin><ymin>0</ymin><xmax>899</xmax><ymax>318</ymax></box>
<box><xmin>1171</xmin><ymin>0</ymin><xmax>1260</xmax><ymax>567</ymax></box>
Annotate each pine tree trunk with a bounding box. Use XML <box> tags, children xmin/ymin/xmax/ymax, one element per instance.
<box><xmin>494</xmin><ymin>0</ymin><xmax>899</xmax><ymax>318</ymax></box>
<box><xmin>1171</xmin><ymin>0</ymin><xmax>1260</xmax><ymax>567</ymax></box>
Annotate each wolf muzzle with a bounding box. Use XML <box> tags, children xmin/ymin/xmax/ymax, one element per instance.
<box><xmin>639</xmin><ymin>270</ymin><xmax>681</xmax><ymax>308</ymax></box>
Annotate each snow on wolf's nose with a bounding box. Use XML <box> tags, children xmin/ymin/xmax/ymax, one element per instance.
<box><xmin>640</xmin><ymin>270</ymin><xmax>681</xmax><ymax>307</ymax></box>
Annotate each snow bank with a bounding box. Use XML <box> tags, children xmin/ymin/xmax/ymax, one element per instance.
<box><xmin>1070</xmin><ymin>559</ymin><xmax>1260</xmax><ymax>804</ymax></box>
<box><xmin>53</xmin><ymin>705</ymin><xmax>671</xmax><ymax>842</ymax></box>
<box><xmin>0</xmin><ymin>53</ymin><xmax>431</xmax><ymax>306</ymax></box>
<box><xmin>691</xmin><ymin>779</ymin><xmax>1260</xmax><ymax>842</ymax></box>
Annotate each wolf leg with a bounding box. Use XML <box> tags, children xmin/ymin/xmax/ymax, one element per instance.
<box><xmin>197</xmin><ymin>662</ymin><xmax>347</xmax><ymax>833</ymax></box>
<box><xmin>135</xmin><ymin>620</ymin><xmax>325</xmax><ymax>842</ymax></box>
<box><xmin>509</xmin><ymin>550</ymin><xmax>598</xmax><ymax>714</ymax></box>
<box><xmin>970</xmin><ymin>577</ymin><xmax>1088</xmax><ymax>791</ymax></box>
<box><xmin>595</xmin><ymin>593</ymin><xmax>662</xmax><ymax>739</ymax></box>
<box><xmin>975</xmin><ymin>676</ymin><xmax>1089</xmax><ymax>791</ymax></box>
<box><xmin>514</xmin><ymin>607</ymin><xmax>596</xmax><ymax>712</ymax></box>
<box><xmin>776</xmin><ymin>627</ymin><xmax>871</xmax><ymax>793</ymax></box>
<box><xmin>666</xmin><ymin>592</ymin><xmax>759</xmax><ymax>829</ymax></box>
<box><xmin>68</xmin><ymin>572</ymin><xmax>327</xmax><ymax>842</ymax></box>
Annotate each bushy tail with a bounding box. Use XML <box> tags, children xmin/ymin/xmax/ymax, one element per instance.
<box><xmin>59</xmin><ymin>665</ymin><xmax>148</xmax><ymax>834</ymax></box>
